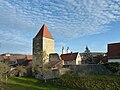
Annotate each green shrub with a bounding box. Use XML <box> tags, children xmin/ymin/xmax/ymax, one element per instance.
<box><xmin>103</xmin><ymin>62</ymin><xmax>120</xmax><ymax>73</ymax></box>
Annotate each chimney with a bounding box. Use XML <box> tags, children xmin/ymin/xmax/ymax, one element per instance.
<box><xmin>62</xmin><ymin>47</ymin><xmax>65</xmax><ymax>54</ymax></box>
<box><xmin>67</xmin><ymin>47</ymin><xmax>70</xmax><ymax>53</ymax></box>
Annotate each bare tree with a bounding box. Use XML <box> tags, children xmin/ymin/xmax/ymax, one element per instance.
<box><xmin>16</xmin><ymin>66</ymin><xmax>27</xmax><ymax>77</ymax></box>
<box><xmin>0</xmin><ymin>62</ymin><xmax>10</xmax><ymax>90</ymax></box>
<box><xmin>32</xmin><ymin>51</ymin><xmax>50</xmax><ymax>82</ymax></box>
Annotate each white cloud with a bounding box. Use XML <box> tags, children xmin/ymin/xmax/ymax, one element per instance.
<box><xmin>0</xmin><ymin>0</ymin><xmax>120</xmax><ymax>53</ymax></box>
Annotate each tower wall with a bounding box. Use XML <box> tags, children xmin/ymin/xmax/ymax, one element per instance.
<box><xmin>43</xmin><ymin>37</ymin><xmax>54</xmax><ymax>55</ymax></box>
<box><xmin>33</xmin><ymin>37</ymin><xmax>43</xmax><ymax>64</ymax></box>
<box><xmin>33</xmin><ymin>37</ymin><xmax>43</xmax><ymax>55</ymax></box>
<box><xmin>33</xmin><ymin>37</ymin><xmax>54</xmax><ymax>63</ymax></box>
<box><xmin>33</xmin><ymin>24</ymin><xmax>54</xmax><ymax>64</ymax></box>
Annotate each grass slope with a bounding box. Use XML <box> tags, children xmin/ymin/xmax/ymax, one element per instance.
<box><xmin>4</xmin><ymin>74</ymin><xmax>120</xmax><ymax>90</ymax></box>
<box><xmin>6</xmin><ymin>77</ymin><xmax>71</xmax><ymax>90</ymax></box>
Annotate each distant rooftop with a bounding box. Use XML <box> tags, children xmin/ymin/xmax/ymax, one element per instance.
<box><xmin>60</xmin><ymin>52</ymin><xmax>79</xmax><ymax>61</ymax></box>
<box><xmin>0</xmin><ymin>53</ymin><xmax>32</xmax><ymax>61</ymax></box>
<box><xmin>108</xmin><ymin>42</ymin><xmax>120</xmax><ymax>45</ymax></box>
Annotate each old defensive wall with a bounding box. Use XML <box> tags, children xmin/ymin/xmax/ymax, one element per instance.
<box><xmin>61</xmin><ymin>64</ymin><xmax>112</xmax><ymax>75</ymax></box>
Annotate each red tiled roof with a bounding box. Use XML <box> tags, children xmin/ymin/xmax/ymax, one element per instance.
<box><xmin>46</xmin><ymin>60</ymin><xmax>62</xmax><ymax>70</ymax></box>
<box><xmin>26</xmin><ymin>55</ymin><xmax>32</xmax><ymax>61</ymax></box>
<box><xmin>35</xmin><ymin>24</ymin><xmax>54</xmax><ymax>39</ymax></box>
<box><xmin>60</xmin><ymin>52</ymin><xmax>78</xmax><ymax>61</ymax></box>
<box><xmin>46</xmin><ymin>61</ymin><xmax>59</xmax><ymax>67</ymax></box>
<box><xmin>0</xmin><ymin>54</ymin><xmax>32</xmax><ymax>61</ymax></box>
<box><xmin>10</xmin><ymin>55</ymin><xmax>26</xmax><ymax>60</ymax></box>
<box><xmin>0</xmin><ymin>56</ymin><xmax>4</xmax><ymax>61</ymax></box>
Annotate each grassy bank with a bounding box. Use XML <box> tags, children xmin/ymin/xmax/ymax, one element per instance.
<box><xmin>3</xmin><ymin>74</ymin><xmax>120</xmax><ymax>90</ymax></box>
<box><xmin>6</xmin><ymin>77</ymin><xmax>71</xmax><ymax>90</ymax></box>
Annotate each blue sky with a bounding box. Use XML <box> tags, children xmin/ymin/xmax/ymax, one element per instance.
<box><xmin>0</xmin><ymin>0</ymin><xmax>120</xmax><ymax>54</ymax></box>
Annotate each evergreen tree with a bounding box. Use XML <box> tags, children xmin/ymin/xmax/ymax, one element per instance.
<box><xmin>83</xmin><ymin>46</ymin><xmax>93</xmax><ymax>64</ymax></box>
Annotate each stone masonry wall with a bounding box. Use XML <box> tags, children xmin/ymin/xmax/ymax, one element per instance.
<box><xmin>62</xmin><ymin>64</ymin><xmax>112</xmax><ymax>75</ymax></box>
<box><xmin>43</xmin><ymin>37</ymin><xmax>54</xmax><ymax>55</ymax></box>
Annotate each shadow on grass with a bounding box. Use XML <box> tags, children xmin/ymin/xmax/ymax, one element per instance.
<box><xmin>6</xmin><ymin>83</ymin><xmax>43</xmax><ymax>90</ymax></box>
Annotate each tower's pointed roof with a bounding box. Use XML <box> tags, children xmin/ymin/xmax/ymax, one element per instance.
<box><xmin>35</xmin><ymin>24</ymin><xmax>54</xmax><ymax>39</ymax></box>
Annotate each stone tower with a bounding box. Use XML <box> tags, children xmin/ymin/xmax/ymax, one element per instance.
<box><xmin>33</xmin><ymin>24</ymin><xmax>54</xmax><ymax>63</ymax></box>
